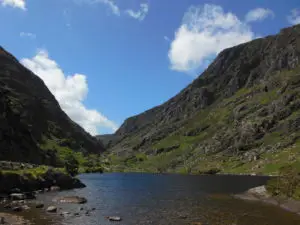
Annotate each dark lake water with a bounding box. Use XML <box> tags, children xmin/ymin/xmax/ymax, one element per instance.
<box><xmin>10</xmin><ymin>173</ymin><xmax>300</xmax><ymax>225</ymax></box>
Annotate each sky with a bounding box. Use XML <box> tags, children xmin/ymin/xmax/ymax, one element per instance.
<box><xmin>0</xmin><ymin>0</ymin><xmax>300</xmax><ymax>135</ymax></box>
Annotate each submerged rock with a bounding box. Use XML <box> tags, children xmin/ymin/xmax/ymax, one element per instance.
<box><xmin>35</xmin><ymin>203</ymin><xmax>44</xmax><ymax>208</ymax></box>
<box><xmin>10</xmin><ymin>193</ymin><xmax>25</xmax><ymax>200</ymax></box>
<box><xmin>192</xmin><ymin>222</ymin><xmax>203</xmax><ymax>225</ymax></box>
<box><xmin>24</xmin><ymin>192</ymin><xmax>36</xmax><ymax>199</ymax></box>
<box><xmin>50</xmin><ymin>186</ymin><xmax>60</xmax><ymax>192</ymax></box>
<box><xmin>22</xmin><ymin>205</ymin><xmax>30</xmax><ymax>210</ymax></box>
<box><xmin>10</xmin><ymin>188</ymin><xmax>21</xmax><ymax>193</ymax></box>
<box><xmin>60</xmin><ymin>211</ymin><xmax>71</xmax><ymax>217</ymax></box>
<box><xmin>106</xmin><ymin>216</ymin><xmax>122</xmax><ymax>221</ymax></box>
<box><xmin>178</xmin><ymin>214</ymin><xmax>188</xmax><ymax>219</ymax></box>
<box><xmin>12</xmin><ymin>206</ymin><xmax>22</xmax><ymax>212</ymax></box>
<box><xmin>55</xmin><ymin>196</ymin><xmax>87</xmax><ymax>204</ymax></box>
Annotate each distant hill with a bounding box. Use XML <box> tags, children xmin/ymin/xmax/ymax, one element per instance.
<box><xmin>101</xmin><ymin>24</ymin><xmax>300</xmax><ymax>174</ymax></box>
<box><xmin>0</xmin><ymin>47</ymin><xmax>104</xmax><ymax>166</ymax></box>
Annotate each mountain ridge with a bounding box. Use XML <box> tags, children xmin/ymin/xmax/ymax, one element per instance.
<box><xmin>99</xmin><ymin>24</ymin><xmax>300</xmax><ymax>174</ymax></box>
<box><xmin>0</xmin><ymin>46</ymin><xmax>104</xmax><ymax>166</ymax></box>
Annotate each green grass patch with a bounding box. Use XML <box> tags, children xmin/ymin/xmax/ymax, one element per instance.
<box><xmin>1</xmin><ymin>165</ymin><xmax>63</xmax><ymax>178</ymax></box>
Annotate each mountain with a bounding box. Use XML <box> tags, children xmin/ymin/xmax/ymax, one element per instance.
<box><xmin>0</xmin><ymin>47</ymin><xmax>104</xmax><ymax>166</ymax></box>
<box><xmin>100</xmin><ymin>24</ymin><xmax>300</xmax><ymax>174</ymax></box>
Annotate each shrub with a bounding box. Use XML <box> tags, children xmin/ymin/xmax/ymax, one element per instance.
<box><xmin>64</xmin><ymin>154</ymin><xmax>79</xmax><ymax>177</ymax></box>
<box><xmin>266</xmin><ymin>165</ymin><xmax>300</xmax><ymax>199</ymax></box>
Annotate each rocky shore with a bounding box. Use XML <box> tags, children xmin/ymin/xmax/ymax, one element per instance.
<box><xmin>0</xmin><ymin>167</ymin><xmax>90</xmax><ymax>225</ymax></box>
<box><xmin>234</xmin><ymin>186</ymin><xmax>300</xmax><ymax>215</ymax></box>
<box><xmin>0</xmin><ymin>194</ymin><xmax>95</xmax><ymax>224</ymax></box>
<box><xmin>0</xmin><ymin>169</ymin><xmax>85</xmax><ymax>194</ymax></box>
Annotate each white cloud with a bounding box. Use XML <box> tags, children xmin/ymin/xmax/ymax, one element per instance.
<box><xmin>1</xmin><ymin>0</ymin><xmax>26</xmax><ymax>10</ymax></box>
<box><xmin>287</xmin><ymin>9</ymin><xmax>300</xmax><ymax>25</ymax></box>
<box><xmin>20</xmin><ymin>32</ymin><xmax>36</xmax><ymax>39</ymax></box>
<box><xmin>75</xmin><ymin>0</ymin><xmax>120</xmax><ymax>16</ymax></box>
<box><xmin>125</xmin><ymin>3</ymin><xmax>149</xmax><ymax>21</ymax></box>
<box><xmin>168</xmin><ymin>4</ymin><xmax>255</xmax><ymax>72</ymax></box>
<box><xmin>245</xmin><ymin>8</ymin><xmax>274</xmax><ymax>22</ymax></box>
<box><xmin>21</xmin><ymin>50</ymin><xmax>118</xmax><ymax>135</ymax></box>
<box><xmin>98</xmin><ymin>0</ymin><xmax>120</xmax><ymax>16</ymax></box>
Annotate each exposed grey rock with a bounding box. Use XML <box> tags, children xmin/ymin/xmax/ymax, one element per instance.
<box><xmin>46</xmin><ymin>206</ymin><xmax>57</xmax><ymax>213</ymax></box>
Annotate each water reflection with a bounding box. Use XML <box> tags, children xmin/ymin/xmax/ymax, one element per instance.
<box><xmin>3</xmin><ymin>173</ymin><xmax>300</xmax><ymax>225</ymax></box>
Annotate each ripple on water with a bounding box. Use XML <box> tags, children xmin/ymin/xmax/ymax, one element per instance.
<box><xmin>7</xmin><ymin>173</ymin><xmax>300</xmax><ymax>225</ymax></box>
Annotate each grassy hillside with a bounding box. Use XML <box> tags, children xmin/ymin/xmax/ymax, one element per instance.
<box><xmin>103</xmin><ymin>67</ymin><xmax>300</xmax><ymax>175</ymax></box>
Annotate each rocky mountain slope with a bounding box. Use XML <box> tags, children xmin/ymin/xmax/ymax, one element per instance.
<box><xmin>100</xmin><ymin>24</ymin><xmax>300</xmax><ymax>174</ymax></box>
<box><xmin>0</xmin><ymin>47</ymin><xmax>104</xmax><ymax>166</ymax></box>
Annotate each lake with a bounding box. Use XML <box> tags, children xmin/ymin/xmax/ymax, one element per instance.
<box><xmin>11</xmin><ymin>173</ymin><xmax>300</xmax><ymax>224</ymax></box>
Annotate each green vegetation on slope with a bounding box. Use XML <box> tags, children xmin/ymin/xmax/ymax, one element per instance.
<box><xmin>104</xmin><ymin>67</ymin><xmax>300</xmax><ymax>175</ymax></box>
<box><xmin>266</xmin><ymin>165</ymin><xmax>300</xmax><ymax>200</ymax></box>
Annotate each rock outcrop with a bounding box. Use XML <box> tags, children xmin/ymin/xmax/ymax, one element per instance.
<box><xmin>0</xmin><ymin>169</ymin><xmax>85</xmax><ymax>194</ymax></box>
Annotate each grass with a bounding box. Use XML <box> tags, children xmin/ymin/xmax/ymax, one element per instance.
<box><xmin>39</xmin><ymin>135</ymin><xmax>88</xmax><ymax>165</ymax></box>
<box><xmin>1</xmin><ymin>165</ymin><xmax>60</xmax><ymax>178</ymax></box>
<box><xmin>266</xmin><ymin>165</ymin><xmax>300</xmax><ymax>200</ymax></box>
<box><xmin>258</xmin><ymin>89</ymin><xmax>279</xmax><ymax>105</ymax></box>
<box><xmin>261</xmin><ymin>131</ymin><xmax>284</xmax><ymax>145</ymax></box>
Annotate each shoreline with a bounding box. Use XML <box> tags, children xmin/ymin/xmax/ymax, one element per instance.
<box><xmin>1</xmin><ymin>173</ymin><xmax>299</xmax><ymax>225</ymax></box>
<box><xmin>234</xmin><ymin>185</ymin><xmax>300</xmax><ymax>215</ymax></box>
<box><xmin>101</xmin><ymin>170</ymin><xmax>277</xmax><ymax>178</ymax></box>
<box><xmin>0</xmin><ymin>168</ymin><xmax>85</xmax><ymax>197</ymax></box>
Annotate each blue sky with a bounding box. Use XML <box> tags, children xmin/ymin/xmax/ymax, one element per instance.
<box><xmin>0</xmin><ymin>0</ymin><xmax>300</xmax><ymax>135</ymax></box>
